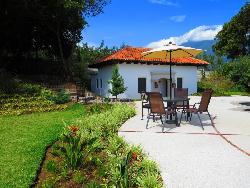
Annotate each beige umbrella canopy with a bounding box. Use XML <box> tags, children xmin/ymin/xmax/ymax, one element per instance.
<box><xmin>142</xmin><ymin>41</ymin><xmax>204</xmax><ymax>98</ymax></box>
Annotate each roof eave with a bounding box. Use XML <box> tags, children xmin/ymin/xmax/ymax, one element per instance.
<box><xmin>88</xmin><ymin>59</ymin><xmax>209</xmax><ymax>68</ymax></box>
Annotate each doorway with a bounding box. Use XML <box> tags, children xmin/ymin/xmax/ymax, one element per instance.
<box><xmin>158</xmin><ymin>78</ymin><xmax>170</xmax><ymax>97</ymax></box>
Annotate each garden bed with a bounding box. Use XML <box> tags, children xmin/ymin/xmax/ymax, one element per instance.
<box><xmin>34</xmin><ymin>104</ymin><xmax>163</xmax><ymax>188</ymax></box>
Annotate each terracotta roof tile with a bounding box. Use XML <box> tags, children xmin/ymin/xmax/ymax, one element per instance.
<box><xmin>90</xmin><ymin>47</ymin><xmax>208</xmax><ymax>67</ymax></box>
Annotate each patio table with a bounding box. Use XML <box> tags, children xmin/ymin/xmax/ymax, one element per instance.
<box><xmin>163</xmin><ymin>97</ymin><xmax>190</xmax><ymax>125</ymax></box>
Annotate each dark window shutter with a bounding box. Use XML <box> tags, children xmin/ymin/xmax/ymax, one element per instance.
<box><xmin>96</xmin><ymin>79</ymin><xmax>99</xmax><ymax>88</ymax></box>
<box><xmin>177</xmin><ymin>78</ymin><xmax>182</xmax><ymax>88</ymax></box>
<box><xmin>138</xmin><ymin>78</ymin><xmax>146</xmax><ymax>93</ymax></box>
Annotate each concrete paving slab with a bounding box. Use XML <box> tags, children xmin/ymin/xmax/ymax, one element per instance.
<box><xmin>119</xmin><ymin>96</ymin><xmax>250</xmax><ymax>188</ymax></box>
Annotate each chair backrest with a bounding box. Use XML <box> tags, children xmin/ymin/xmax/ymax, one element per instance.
<box><xmin>198</xmin><ymin>89</ymin><xmax>213</xmax><ymax>112</ymax></box>
<box><xmin>174</xmin><ymin>88</ymin><xmax>188</xmax><ymax>98</ymax></box>
<box><xmin>141</xmin><ymin>92</ymin><xmax>148</xmax><ymax>103</ymax></box>
<box><xmin>148</xmin><ymin>92</ymin><xmax>165</xmax><ymax>115</ymax></box>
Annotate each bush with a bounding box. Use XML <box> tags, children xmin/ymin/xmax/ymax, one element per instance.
<box><xmin>49</xmin><ymin>90</ymin><xmax>71</xmax><ymax>104</ymax></box>
<box><xmin>0</xmin><ymin>70</ymin><xmax>19</xmax><ymax>94</ymax></box>
<box><xmin>0</xmin><ymin>94</ymin><xmax>68</xmax><ymax>116</ymax></box>
<box><xmin>198</xmin><ymin>72</ymin><xmax>234</xmax><ymax>96</ymax></box>
<box><xmin>85</xmin><ymin>103</ymin><xmax>113</xmax><ymax>115</ymax></box>
<box><xmin>37</xmin><ymin>104</ymin><xmax>163</xmax><ymax>187</ymax></box>
<box><xmin>18</xmin><ymin>83</ymin><xmax>42</xmax><ymax>95</ymax></box>
<box><xmin>46</xmin><ymin>160</ymin><xmax>57</xmax><ymax>173</ymax></box>
<box><xmin>218</xmin><ymin>56</ymin><xmax>250</xmax><ymax>92</ymax></box>
<box><xmin>0</xmin><ymin>70</ymin><xmax>44</xmax><ymax>95</ymax></box>
<box><xmin>103</xmin><ymin>97</ymin><xmax>111</xmax><ymax>103</ymax></box>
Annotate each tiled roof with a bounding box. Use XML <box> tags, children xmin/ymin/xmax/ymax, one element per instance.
<box><xmin>90</xmin><ymin>46</ymin><xmax>209</xmax><ymax>67</ymax></box>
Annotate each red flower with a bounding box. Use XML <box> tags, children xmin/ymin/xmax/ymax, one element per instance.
<box><xmin>68</xmin><ymin>125</ymin><xmax>79</xmax><ymax>133</ymax></box>
<box><xmin>131</xmin><ymin>152</ymin><xmax>138</xmax><ymax>161</ymax></box>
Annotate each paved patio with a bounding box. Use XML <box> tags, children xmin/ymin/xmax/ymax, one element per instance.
<box><xmin>119</xmin><ymin>96</ymin><xmax>250</xmax><ymax>188</ymax></box>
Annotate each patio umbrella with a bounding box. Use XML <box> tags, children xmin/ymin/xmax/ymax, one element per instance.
<box><xmin>142</xmin><ymin>41</ymin><xmax>204</xmax><ymax>99</ymax></box>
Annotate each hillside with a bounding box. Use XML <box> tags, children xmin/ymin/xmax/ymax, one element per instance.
<box><xmin>182</xmin><ymin>40</ymin><xmax>215</xmax><ymax>54</ymax></box>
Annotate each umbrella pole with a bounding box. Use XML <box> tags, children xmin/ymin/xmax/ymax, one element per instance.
<box><xmin>170</xmin><ymin>50</ymin><xmax>172</xmax><ymax>99</ymax></box>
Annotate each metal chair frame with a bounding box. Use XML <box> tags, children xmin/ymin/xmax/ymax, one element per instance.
<box><xmin>146</xmin><ymin>92</ymin><xmax>177</xmax><ymax>131</ymax></box>
<box><xmin>179</xmin><ymin>89</ymin><xmax>213</xmax><ymax>130</ymax></box>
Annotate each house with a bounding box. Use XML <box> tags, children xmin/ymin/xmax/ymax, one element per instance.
<box><xmin>89</xmin><ymin>47</ymin><xmax>208</xmax><ymax>99</ymax></box>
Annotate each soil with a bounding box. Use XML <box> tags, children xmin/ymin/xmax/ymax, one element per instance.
<box><xmin>34</xmin><ymin>141</ymin><xmax>105</xmax><ymax>188</ymax></box>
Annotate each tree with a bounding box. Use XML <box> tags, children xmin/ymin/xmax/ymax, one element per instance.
<box><xmin>0</xmin><ymin>0</ymin><xmax>110</xmax><ymax>79</ymax></box>
<box><xmin>108</xmin><ymin>65</ymin><xmax>127</xmax><ymax>99</ymax></box>
<box><xmin>213</xmin><ymin>3</ymin><xmax>250</xmax><ymax>59</ymax></box>
<box><xmin>218</xmin><ymin>56</ymin><xmax>250</xmax><ymax>92</ymax></box>
<box><xmin>197</xmin><ymin>53</ymin><xmax>224</xmax><ymax>71</ymax></box>
<box><xmin>71</xmin><ymin>41</ymin><xmax>117</xmax><ymax>84</ymax></box>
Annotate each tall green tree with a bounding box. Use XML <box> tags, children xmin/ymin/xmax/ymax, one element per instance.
<box><xmin>71</xmin><ymin>41</ymin><xmax>117</xmax><ymax>84</ymax></box>
<box><xmin>213</xmin><ymin>3</ymin><xmax>250</xmax><ymax>59</ymax></box>
<box><xmin>0</xmin><ymin>0</ymin><xmax>110</xmax><ymax>79</ymax></box>
<box><xmin>108</xmin><ymin>65</ymin><xmax>127</xmax><ymax>99</ymax></box>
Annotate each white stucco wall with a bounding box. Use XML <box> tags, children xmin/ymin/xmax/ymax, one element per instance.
<box><xmin>91</xmin><ymin>65</ymin><xmax>114</xmax><ymax>97</ymax></box>
<box><xmin>91</xmin><ymin>63</ymin><xmax>198</xmax><ymax>99</ymax></box>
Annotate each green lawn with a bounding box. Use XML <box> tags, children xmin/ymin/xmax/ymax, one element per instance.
<box><xmin>223</xmin><ymin>91</ymin><xmax>250</xmax><ymax>96</ymax></box>
<box><xmin>0</xmin><ymin>104</ymin><xmax>85</xmax><ymax>188</ymax></box>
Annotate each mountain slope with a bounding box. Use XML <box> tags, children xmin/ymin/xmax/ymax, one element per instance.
<box><xmin>182</xmin><ymin>40</ymin><xmax>215</xmax><ymax>54</ymax></box>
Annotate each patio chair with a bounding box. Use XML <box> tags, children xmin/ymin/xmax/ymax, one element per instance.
<box><xmin>141</xmin><ymin>92</ymin><xmax>150</xmax><ymax>120</ymax></box>
<box><xmin>174</xmin><ymin>88</ymin><xmax>189</xmax><ymax>111</ymax></box>
<box><xmin>146</xmin><ymin>92</ymin><xmax>177</xmax><ymax>130</ymax></box>
<box><xmin>179</xmin><ymin>89</ymin><xmax>213</xmax><ymax>130</ymax></box>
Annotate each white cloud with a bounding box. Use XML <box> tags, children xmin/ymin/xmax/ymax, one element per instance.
<box><xmin>170</xmin><ymin>15</ymin><xmax>186</xmax><ymax>22</ymax></box>
<box><xmin>149</xmin><ymin>0</ymin><xmax>178</xmax><ymax>6</ymax></box>
<box><xmin>147</xmin><ymin>25</ymin><xmax>222</xmax><ymax>48</ymax></box>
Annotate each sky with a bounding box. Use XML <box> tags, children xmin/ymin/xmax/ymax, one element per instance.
<box><xmin>82</xmin><ymin>0</ymin><xmax>248</xmax><ymax>48</ymax></box>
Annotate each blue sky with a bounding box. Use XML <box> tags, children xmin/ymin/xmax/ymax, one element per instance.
<box><xmin>82</xmin><ymin>0</ymin><xmax>247</xmax><ymax>47</ymax></box>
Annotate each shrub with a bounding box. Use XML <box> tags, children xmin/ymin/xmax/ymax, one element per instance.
<box><xmin>0</xmin><ymin>94</ymin><xmax>68</xmax><ymax>116</ymax></box>
<box><xmin>0</xmin><ymin>70</ymin><xmax>19</xmax><ymax>94</ymax></box>
<box><xmin>41</xmin><ymin>88</ymin><xmax>55</xmax><ymax>102</ymax></box>
<box><xmin>60</xmin><ymin>126</ymin><xmax>85</xmax><ymax>170</ymax></box>
<box><xmin>218</xmin><ymin>56</ymin><xmax>250</xmax><ymax>92</ymax></box>
<box><xmin>18</xmin><ymin>83</ymin><xmax>42</xmax><ymax>95</ymax></box>
<box><xmin>0</xmin><ymin>71</ymin><xmax>45</xmax><ymax>95</ymax></box>
<box><xmin>46</xmin><ymin>160</ymin><xmax>57</xmax><ymax>173</ymax></box>
<box><xmin>137</xmin><ymin>172</ymin><xmax>162</xmax><ymax>188</ymax></box>
<box><xmin>50</xmin><ymin>90</ymin><xmax>71</xmax><ymax>104</ymax></box>
<box><xmin>85</xmin><ymin>103</ymin><xmax>113</xmax><ymax>115</ymax></box>
<box><xmin>38</xmin><ymin>104</ymin><xmax>163</xmax><ymax>187</ymax></box>
<box><xmin>72</xmin><ymin>170</ymin><xmax>85</xmax><ymax>184</ymax></box>
<box><xmin>198</xmin><ymin>72</ymin><xmax>234</xmax><ymax>96</ymax></box>
<box><xmin>103</xmin><ymin>97</ymin><xmax>111</xmax><ymax>103</ymax></box>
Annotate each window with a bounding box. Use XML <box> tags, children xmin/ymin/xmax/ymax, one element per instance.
<box><xmin>96</xmin><ymin>79</ymin><xmax>99</xmax><ymax>89</ymax></box>
<box><xmin>177</xmin><ymin>77</ymin><xmax>183</xmax><ymax>88</ymax></box>
<box><xmin>138</xmin><ymin>78</ymin><xmax>146</xmax><ymax>93</ymax></box>
<box><xmin>100</xmin><ymin>79</ymin><xmax>103</xmax><ymax>88</ymax></box>
<box><xmin>154</xmin><ymin>82</ymin><xmax>158</xmax><ymax>88</ymax></box>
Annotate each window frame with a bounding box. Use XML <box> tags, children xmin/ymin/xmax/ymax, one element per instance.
<box><xmin>138</xmin><ymin>77</ymin><xmax>146</xmax><ymax>93</ymax></box>
<box><xmin>177</xmin><ymin>77</ymin><xmax>183</xmax><ymax>89</ymax></box>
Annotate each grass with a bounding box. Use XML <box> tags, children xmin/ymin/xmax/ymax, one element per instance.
<box><xmin>0</xmin><ymin>104</ymin><xmax>85</xmax><ymax>188</ymax></box>
<box><xmin>192</xmin><ymin>91</ymin><xmax>250</xmax><ymax>96</ymax></box>
<box><xmin>223</xmin><ymin>91</ymin><xmax>250</xmax><ymax>96</ymax></box>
